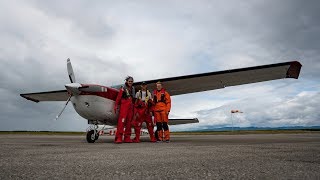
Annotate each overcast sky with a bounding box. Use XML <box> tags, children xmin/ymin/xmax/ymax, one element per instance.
<box><xmin>0</xmin><ymin>0</ymin><xmax>319</xmax><ymax>131</ymax></box>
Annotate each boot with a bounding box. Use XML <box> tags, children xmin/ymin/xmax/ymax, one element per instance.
<box><xmin>149</xmin><ymin>132</ymin><xmax>157</xmax><ymax>142</ymax></box>
<box><xmin>147</xmin><ymin>126</ymin><xmax>156</xmax><ymax>142</ymax></box>
<box><xmin>114</xmin><ymin>134</ymin><xmax>122</xmax><ymax>144</ymax></box>
<box><xmin>123</xmin><ymin>135</ymin><xmax>133</xmax><ymax>143</ymax></box>
<box><xmin>132</xmin><ymin>127</ymin><xmax>141</xmax><ymax>143</ymax></box>
<box><xmin>155</xmin><ymin>130</ymin><xmax>159</xmax><ymax>141</ymax></box>
<box><xmin>157</xmin><ymin>130</ymin><xmax>163</xmax><ymax>142</ymax></box>
<box><xmin>132</xmin><ymin>137</ymin><xmax>140</xmax><ymax>143</ymax></box>
<box><xmin>164</xmin><ymin>130</ymin><xmax>170</xmax><ymax>143</ymax></box>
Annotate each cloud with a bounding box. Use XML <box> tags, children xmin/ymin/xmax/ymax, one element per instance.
<box><xmin>205</xmin><ymin>90</ymin><xmax>320</xmax><ymax>127</ymax></box>
<box><xmin>0</xmin><ymin>0</ymin><xmax>319</xmax><ymax>131</ymax></box>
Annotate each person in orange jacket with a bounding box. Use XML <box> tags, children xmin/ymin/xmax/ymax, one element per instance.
<box><xmin>153</xmin><ymin>81</ymin><xmax>171</xmax><ymax>142</ymax></box>
<box><xmin>132</xmin><ymin>82</ymin><xmax>157</xmax><ymax>143</ymax></box>
<box><xmin>113</xmin><ymin>76</ymin><xmax>135</xmax><ymax>143</ymax></box>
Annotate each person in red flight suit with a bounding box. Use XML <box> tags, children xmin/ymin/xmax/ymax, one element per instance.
<box><xmin>132</xmin><ymin>82</ymin><xmax>157</xmax><ymax>143</ymax></box>
<box><xmin>153</xmin><ymin>81</ymin><xmax>171</xmax><ymax>142</ymax></box>
<box><xmin>113</xmin><ymin>76</ymin><xmax>135</xmax><ymax>143</ymax></box>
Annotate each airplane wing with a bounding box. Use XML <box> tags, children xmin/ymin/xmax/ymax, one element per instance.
<box><xmin>133</xmin><ymin>61</ymin><xmax>302</xmax><ymax>96</ymax></box>
<box><xmin>20</xmin><ymin>90</ymin><xmax>69</xmax><ymax>102</ymax></box>
<box><xmin>21</xmin><ymin>61</ymin><xmax>302</xmax><ymax>102</ymax></box>
<box><xmin>169</xmin><ymin>118</ymin><xmax>199</xmax><ymax>125</ymax></box>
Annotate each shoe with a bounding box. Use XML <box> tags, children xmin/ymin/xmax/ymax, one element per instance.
<box><xmin>149</xmin><ymin>133</ymin><xmax>157</xmax><ymax>142</ymax></box>
<box><xmin>132</xmin><ymin>137</ymin><xmax>140</xmax><ymax>143</ymax></box>
<box><xmin>165</xmin><ymin>140</ymin><xmax>170</xmax><ymax>143</ymax></box>
<box><xmin>158</xmin><ymin>130</ymin><xmax>164</xmax><ymax>141</ymax></box>
<box><xmin>123</xmin><ymin>136</ymin><xmax>133</xmax><ymax>143</ymax></box>
<box><xmin>164</xmin><ymin>130</ymin><xmax>170</xmax><ymax>142</ymax></box>
<box><xmin>114</xmin><ymin>136</ymin><xmax>122</xmax><ymax>144</ymax></box>
<box><xmin>150</xmin><ymin>138</ymin><xmax>157</xmax><ymax>143</ymax></box>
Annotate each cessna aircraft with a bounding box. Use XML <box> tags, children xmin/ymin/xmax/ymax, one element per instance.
<box><xmin>20</xmin><ymin>59</ymin><xmax>302</xmax><ymax>143</ymax></box>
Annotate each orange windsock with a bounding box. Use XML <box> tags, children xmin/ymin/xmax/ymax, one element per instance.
<box><xmin>231</xmin><ymin>110</ymin><xmax>243</xmax><ymax>113</ymax></box>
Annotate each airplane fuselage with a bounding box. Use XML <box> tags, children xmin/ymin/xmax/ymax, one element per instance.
<box><xmin>69</xmin><ymin>84</ymin><xmax>120</xmax><ymax>126</ymax></box>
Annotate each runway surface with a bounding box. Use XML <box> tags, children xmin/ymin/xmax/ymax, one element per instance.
<box><xmin>0</xmin><ymin>134</ymin><xmax>319</xmax><ymax>179</ymax></box>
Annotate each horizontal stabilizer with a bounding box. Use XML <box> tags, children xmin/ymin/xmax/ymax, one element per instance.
<box><xmin>169</xmin><ymin>118</ymin><xmax>199</xmax><ymax>125</ymax></box>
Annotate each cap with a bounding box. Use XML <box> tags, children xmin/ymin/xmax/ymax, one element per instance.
<box><xmin>141</xmin><ymin>81</ymin><xmax>147</xmax><ymax>85</ymax></box>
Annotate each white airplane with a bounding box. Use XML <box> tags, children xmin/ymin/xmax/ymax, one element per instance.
<box><xmin>20</xmin><ymin>59</ymin><xmax>302</xmax><ymax>143</ymax></box>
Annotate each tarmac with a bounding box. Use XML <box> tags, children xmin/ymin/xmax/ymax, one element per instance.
<box><xmin>0</xmin><ymin>133</ymin><xmax>319</xmax><ymax>179</ymax></box>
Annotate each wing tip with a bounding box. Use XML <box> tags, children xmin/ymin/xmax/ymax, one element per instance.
<box><xmin>20</xmin><ymin>94</ymin><xmax>40</xmax><ymax>103</ymax></box>
<box><xmin>286</xmin><ymin>61</ymin><xmax>302</xmax><ymax>79</ymax></box>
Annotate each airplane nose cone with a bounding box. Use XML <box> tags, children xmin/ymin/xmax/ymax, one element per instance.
<box><xmin>65</xmin><ymin>83</ymin><xmax>81</xmax><ymax>95</ymax></box>
<box><xmin>65</xmin><ymin>83</ymin><xmax>81</xmax><ymax>88</ymax></box>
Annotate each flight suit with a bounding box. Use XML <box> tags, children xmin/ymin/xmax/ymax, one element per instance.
<box><xmin>153</xmin><ymin>88</ymin><xmax>171</xmax><ymax>141</ymax></box>
<box><xmin>114</xmin><ymin>85</ymin><xmax>135</xmax><ymax>143</ymax></box>
<box><xmin>132</xmin><ymin>90</ymin><xmax>157</xmax><ymax>143</ymax></box>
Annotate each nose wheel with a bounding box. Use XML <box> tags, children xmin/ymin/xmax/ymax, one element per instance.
<box><xmin>86</xmin><ymin>124</ymin><xmax>99</xmax><ymax>143</ymax></box>
<box><xmin>86</xmin><ymin>130</ymin><xmax>99</xmax><ymax>143</ymax></box>
<box><xmin>86</xmin><ymin>124</ymin><xmax>106</xmax><ymax>143</ymax></box>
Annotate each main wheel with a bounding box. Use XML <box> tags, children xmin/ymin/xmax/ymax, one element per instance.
<box><xmin>86</xmin><ymin>130</ymin><xmax>98</xmax><ymax>143</ymax></box>
<box><xmin>95</xmin><ymin>132</ymin><xmax>100</xmax><ymax>140</ymax></box>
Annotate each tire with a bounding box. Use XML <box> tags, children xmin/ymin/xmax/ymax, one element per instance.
<box><xmin>95</xmin><ymin>133</ymin><xmax>99</xmax><ymax>140</ymax></box>
<box><xmin>86</xmin><ymin>130</ymin><xmax>97</xmax><ymax>143</ymax></box>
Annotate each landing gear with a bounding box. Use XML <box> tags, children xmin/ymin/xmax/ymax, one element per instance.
<box><xmin>86</xmin><ymin>124</ymin><xmax>99</xmax><ymax>143</ymax></box>
<box><xmin>86</xmin><ymin>130</ymin><xmax>99</xmax><ymax>143</ymax></box>
<box><xmin>86</xmin><ymin>124</ymin><xmax>105</xmax><ymax>143</ymax></box>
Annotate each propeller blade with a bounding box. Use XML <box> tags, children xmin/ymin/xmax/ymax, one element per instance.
<box><xmin>67</xmin><ymin>58</ymin><xmax>76</xmax><ymax>83</ymax></box>
<box><xmin>54</xmin><ymin>96</ymin><xmax>71</xmax><ymax>121</ymax></box>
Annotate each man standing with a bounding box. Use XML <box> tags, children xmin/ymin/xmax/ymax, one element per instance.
<box><xmin>132</xmin><ymin>82</ymin><xmax>157</xmax><ymax>143</ymax></box>
<box><xmin>153</xmin><ymin>81</ymin><xmax>171</xmax><ymax>142</ymax></box>
<box><xmin>113</xmin><ymin>76</ymin><xmax>135</xmax><ymax>143</ymax></box>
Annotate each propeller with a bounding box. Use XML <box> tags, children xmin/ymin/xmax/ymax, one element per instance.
<box><xmin>54</xmin><ymin>58</ymin><xmax>76</xmax><ymax>121</ymax></box>
<box><xmin>54</xmin><ymin>96</ymin><xmax>71</xmax><ymax>120</ymax></box>
<box><xmin>67</xmin><ymin>58</ymin><xmax>76</xmax><ymax>83</ymax></box>
<box><xmin>54</xmin><ymin>58</ymin><xmax>107</xmax><ymax>120</ymax></box>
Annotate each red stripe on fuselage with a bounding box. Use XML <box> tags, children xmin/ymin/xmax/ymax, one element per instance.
<box><xmin>79</xmin><ymin>84</ymin><xmax>119</xmax><ymax>101</ymax></box>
